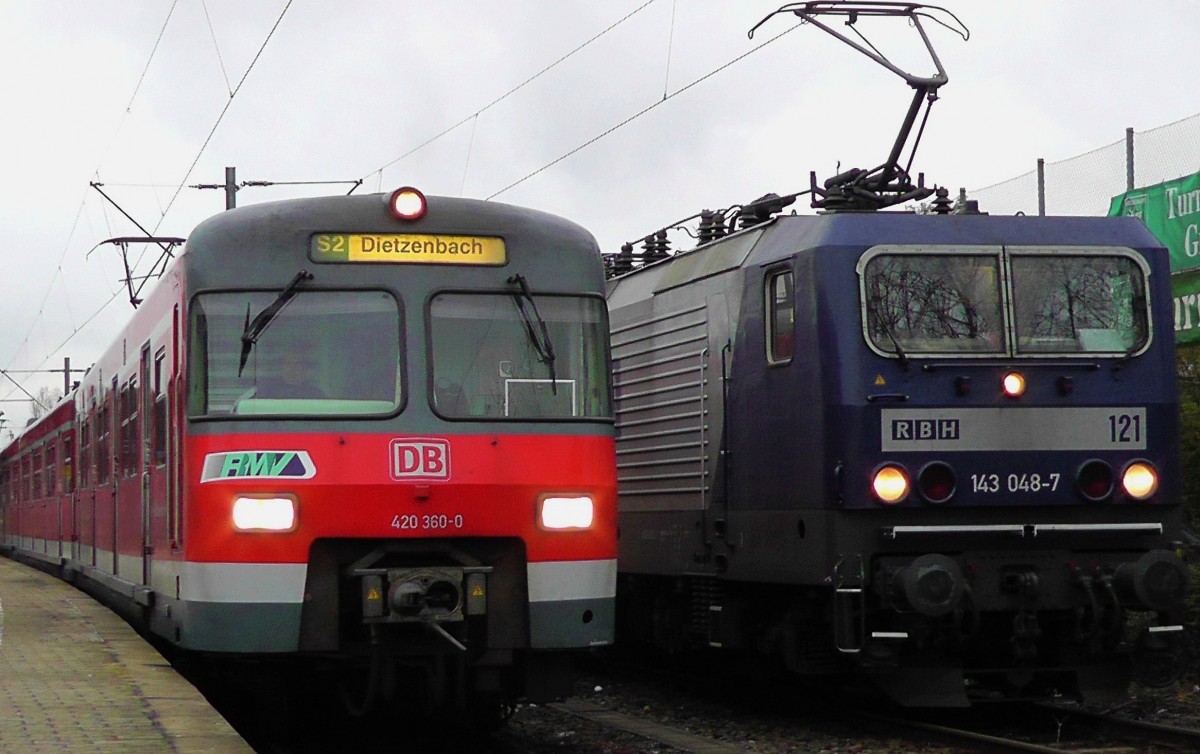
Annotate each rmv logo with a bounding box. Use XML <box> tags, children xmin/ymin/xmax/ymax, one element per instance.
<box><xmin>891</xmin><ymin>418</ymin><xmax>961</xmax><ymax>442</ymax></box>
<box><xmin>391</xmin><ymin>438</ymin><xmax>451</xmax><ymax>481</ymax></box>
<box><xmin>200</xmin><ymin>451</ymin><xmax>315</xmax><ymax>482</ymax></box>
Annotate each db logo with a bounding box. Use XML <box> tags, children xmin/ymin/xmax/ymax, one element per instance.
<box><xmin>390</xmin><ymin>438</ymin><xmax>451</xmax><ymax>480</ymax></box>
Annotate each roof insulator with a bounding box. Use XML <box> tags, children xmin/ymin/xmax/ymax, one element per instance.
<box><xmin>929</xmin><ymin>186</ymin><xmax>954</xmax><ymax>215</ymax></box>
<box><xmin>698</xmin><ymin>209</ymin><xmax>728</xmax><ymax>245</ymax></box>
<box><xmin>642</xmin><ymin>229</ymin><xmax>670</xmax><ymax>262</ymax></box>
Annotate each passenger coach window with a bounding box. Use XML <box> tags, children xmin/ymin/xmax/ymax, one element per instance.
<box><xmin>1010</xmin><ymin>254</ymin><xmax>1148</xmax><ymax>354</ymax></box>
<box><xmin>153</xmin><ymin>350</ymin><xmax>167</xmax><ymax>466</ymax></box>
<box><xmin>430</xmin><ymin>292</ymin><xmax>612</xmax><ymax>420</ymax></box>
<box><xmin>766</xmin><ymin>269</ymin><xmax>795</xmax><ymax>364</ymax></box>
<box><xmin>187</xmin><ymin>290</ymin><xmax>402</xmax><ymax>417</ymax></box>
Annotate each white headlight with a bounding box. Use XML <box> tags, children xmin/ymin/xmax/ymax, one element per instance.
<box><xmin>1122</xmin><ymin>462</ymin><xmax>1159</xmax><ymax>500</ymax></box>
<box><xmin>232</xmin><ymin>497</ymin><xmax>296</xmax><ymax>531</ymax></box>
<box><xmin>872</xmin><ymin>465</ymin><xmax>909</xmax><ymax>505</ymax></box>
<box><xmin>539</xmin><ymin>495</ymin><xmax>594</xmax><ymax>530</ymax></box>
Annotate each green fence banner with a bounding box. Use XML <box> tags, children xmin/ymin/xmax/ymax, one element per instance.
<box><xmin>1110</xmin><ymin>172</ymin><xmax>1200</xmax><ymax>344</ymax></box>
<box><xmin>1173</xmin><ymin>269</ymin><xmax>1200</xmax><ymax>345</ymax></box>
<box><xmin>1109</xmin><ymin>172</ymin><xmax>1200</xmax><ymax>272</ymax></box>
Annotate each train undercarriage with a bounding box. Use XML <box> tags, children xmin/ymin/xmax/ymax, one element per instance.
<box><xmin>617</xmin><ymin>548</ymin><xmax>1189</xmax><ymax>707</ymax></box>
<box><xmin>295</xmin><ymin>537</ymin><xmax>575</xmax><ymax>722</ymax></box>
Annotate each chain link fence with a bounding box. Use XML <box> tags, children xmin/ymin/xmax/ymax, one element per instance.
<box><xmin>969</xmin><ymin>111</ymin><xmax>1200</xmax><ymax>217</ymax></box>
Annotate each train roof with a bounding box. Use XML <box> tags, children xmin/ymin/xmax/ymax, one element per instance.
<box><xmin>607</xmin><ymin>211</ymin><xmax>1168</xmax><ymax>306</ymax></box>
<box><xmin>182</xmin><ymin>192</ymin><xmax>603</xmax><ymax>291</ymax></box>
<box><xmin>0</xmin><ymin>397</ymin><xmax>74</xmax><ymax>461</ymax></box>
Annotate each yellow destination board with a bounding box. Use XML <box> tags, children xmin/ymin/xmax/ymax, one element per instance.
<box><xmin>311</xmin><ymin>233</ymin><xmax>506</xmax><ymax>264</ymax></box>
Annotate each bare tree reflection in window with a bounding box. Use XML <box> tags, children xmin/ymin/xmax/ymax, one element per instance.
<box><xmin>864</xmin><ymin>255</ymin><xmax>1003</xmax><ymax>354</ymax></box>
<box><xmin>1011</xmin><ymin>256</ymin><xmax>1146</xmax><ymax>353</ymax></box>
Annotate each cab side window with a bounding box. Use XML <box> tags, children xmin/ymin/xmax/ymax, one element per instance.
<box><xmin>766</xmin><ymin>269</ymin><xmax>795</xmax><ymax>364</ymax></box>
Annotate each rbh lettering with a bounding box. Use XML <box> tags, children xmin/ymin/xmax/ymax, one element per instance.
<box><xmin>891</xmin><ymin>418</ymin><xmax>960</xmax><ymax>442</ymax></box>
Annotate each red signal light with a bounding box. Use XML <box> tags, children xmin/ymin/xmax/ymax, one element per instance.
<box><xmin>917</xmin><ymin>461</ymin><xmax>956</xmax><ymax>504</ymax></box>
<box><xmin>1077</xmin><ymin>459</ymin><xmax>1114</xmax><ymax>502</ymax></box>
<box><xmin>389</xmin><ymin>187</ymin><xmax>427</xmax><ymax>221</ymax></box>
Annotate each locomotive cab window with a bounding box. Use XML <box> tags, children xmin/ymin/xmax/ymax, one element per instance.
<box><xmin>858</xmin><ymin>246</ymin><xmax>1150</xmax><ymax>359</ymax></box>
<box><xmin>187</xmin><ymin>289</ymin><xmax>402</xmax><ymax>417</ymax></box>
<box><xmin>766</xmin><ymin>269</ymin><xmax>795</xmax><ymax>364</ymax></box>
<box><xmin>429</xmin><ymin>292</ymin><xmax>612</xmax><ymax>420</ymax></box>
<box><xmin>860</xmin><ymin>250</ymin><xmax>1004</xmax><ymax>356</ymax></box>
<box><xmin>1009</xmin><ymin>252</ymin><xmax>1149</xmax><ymax>355</ymax></box>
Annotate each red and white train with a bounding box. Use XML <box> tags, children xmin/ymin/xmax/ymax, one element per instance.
<box><xmin>0</xmin><ymin>187</ymin><xmax>617</xmax><ymax>720</ymax></box>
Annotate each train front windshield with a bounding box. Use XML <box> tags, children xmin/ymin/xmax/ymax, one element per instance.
<box><xmin>429</xmin><ymin>292</ymin><xmax>612</xmax><ymax>420</ymax></box>
<box><xmin>188</xmin><ymin>289</ymin><xmax>403</xmax><ymax>417</ymax></box>
<box><xmin>186</xmin><ymin>288</ymin><xmax>612</xmax><ymax>421</ymax></box>
<box><xmin>859</xmin><ymin>247</ymin><xmax>1150</xmax><ymax>358</ymax></box>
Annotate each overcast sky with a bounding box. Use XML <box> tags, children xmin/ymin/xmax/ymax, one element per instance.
<box><xmin>1</xmin><ymin>0</ymin><xmax>1197</xmax><ymax>433</ymax></box>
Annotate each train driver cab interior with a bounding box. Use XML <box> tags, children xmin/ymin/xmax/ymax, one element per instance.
<box><xmin>428</xmin><ymin>290</ymin><xmax>611</xmax><ymax>421</ymax></box>
<box><xmin>187</xmin><ymin>288</ymin><xmax>402</xmax><ymax>417</ymax></box>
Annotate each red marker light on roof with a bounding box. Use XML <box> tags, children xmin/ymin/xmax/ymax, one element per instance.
<box><xmin>389</xmin><ymin>186</ymin><xmax>427</xmax><ymax>221</ymax></box>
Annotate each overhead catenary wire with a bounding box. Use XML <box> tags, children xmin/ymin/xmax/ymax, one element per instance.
<box><xmin>0</xmin><ymin>370</ymin><xmax>49</xmax><ymax>411</ymax></box>
<box><xmin>125</xmin><ymin>0</ymin><xmax>181</xmax><ymax>113</ymax></box>
<box><xmin>460</xmin><ymin>114</ymin><xmax>480</xmax><ymax>197</ymax></box>
<box><xmin>486</xmin><ymin>19</ymin><xmax>805</xmax><ymax>200</ymax></box>
<box><xmin>6</xmin><ymin>0</ymin><xmax>637</xmax><ymax>419</ymax></box>
<box><xmin>2</xmin><ymin>2</ymin><xmax>181</xmax><ymax>378</ymax></box>
<box><xmin>117</xmin><ymin>0</ymin><xmax>294</xmax><ymax>323</ymax></box>
<box><xmin>0</xmin><ymin>1</ymin><xmax>293</xmax><ymax>414</ymax></box>
<box><xmin>200</xmin><ymin>0</ymin><xmax>234</xmax><ymax>96</ymax></box>
<box><xmin>662</xmin><ymin>0</ymin><xmax>677</xmax><ymax>100</ymax></box>
<box><xmin>156</xmin><ymin>0</ymin><xmax>294</xmax><ymax>227</ymax></box>
<box><xmin>364</xmin><ymin>0</ymin><xmax>660</xmax><ymax>181</ymax></box>
<box><xmin>5</xmin><ymin>2</ymin><xmax>789</xmax><ymax>417</ymax></box>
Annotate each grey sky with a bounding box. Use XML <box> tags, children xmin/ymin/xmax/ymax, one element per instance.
<box><xmin>1</xmin><ymin>0</ymin><xmax>1196</xmax><ymax>432</ymax></box>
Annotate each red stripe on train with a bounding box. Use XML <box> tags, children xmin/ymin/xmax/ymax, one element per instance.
<box><xmin>182</xmin><ymin>432</ymin><xmax>617</xmax><ymax>564</ymax></box>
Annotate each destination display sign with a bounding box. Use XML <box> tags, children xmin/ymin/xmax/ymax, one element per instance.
<box><xmin>311</xmin><ymin>233</ymin><xmax>506</xmax><ymax>265</ymax></box>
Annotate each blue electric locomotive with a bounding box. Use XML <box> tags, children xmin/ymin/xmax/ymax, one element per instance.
<box><xmin>608</xmin><ymin>205</ymin><xmax>1188</xmax><ymax>705</ymax></box>
<box><xmin>606</xmin><ymin>2</ymin><xmax>1189</xmax><ymax>706</ymax></box>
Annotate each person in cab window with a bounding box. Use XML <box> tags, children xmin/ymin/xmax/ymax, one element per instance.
<box><xmin>255</xmin><ymin>342</ymin><xmax>327</xmax><ymax>399</ymax></box>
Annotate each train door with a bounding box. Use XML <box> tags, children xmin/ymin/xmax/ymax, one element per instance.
<box><xmin>90</xmin><ymin>393</ymin><xmax>101</xmax><ymax>568</ymax></box>
<box><xmin>139</xmin><ymin>343</ymin><xmax>152</xmax><ymax>587</ymax></box>
<box><xmin>706</xmin><ymin>291</ymin><xmax>733</xmax><ymax>543</ymax></box>
<box><xmin>59</xmin><ymin>430</ymin><xmax>70</xmax><ymax>559</ymax></box>
<box><xmin>110</xmin><ymin>376</ymin><xmax>119</xmax><ymax>575</ymax></box>
<box><xmin>42</xmin><ymin>443</ymin><xmax>53</xmax><ymax>555</ymax></box>
<box><xmin>169</xmin><ymin>305</ymin><xmax>182</xmax><ymax>551</ymax></box>
<box><xmin>74</xmin><ymin>406</ymin><xmax>86</xmax><ymax>564</ymax></box>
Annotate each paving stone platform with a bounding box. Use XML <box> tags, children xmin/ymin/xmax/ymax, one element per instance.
<box><xmin>0</xmin><ymin>555</ymin><xmax>254</xmax><ymax>753</ymax></box>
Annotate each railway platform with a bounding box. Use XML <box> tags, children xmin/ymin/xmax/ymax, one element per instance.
<box><xmin>0</xmin><ymin>555</ymin><xmax>254</xmax><ymax>753</ymax></box>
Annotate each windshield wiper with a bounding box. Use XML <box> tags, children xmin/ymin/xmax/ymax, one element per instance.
<box><xmin>868</xmin><ymin>302</ymin><xmax>909</xmax><ymax>370</ymax></box>
<box><xmin>238</xmin><ymin>269</ymin><xmax>314</xmax><ymax>376</ymax></box>
<box><xmin>507</xmin><ymin>274</ymin><xmax>557</xmax><ymax>389</ymax></box>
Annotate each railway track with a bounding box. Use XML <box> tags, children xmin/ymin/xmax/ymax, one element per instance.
<box><xmin>193</xmin><ymin>644</ymin><xmax>1200</xmax><ymax>754</ymax></box>
<box><xmin>550</xmin><ymin>699</ymin><xmax>741</xmax><ymax>753</ymax></box>
<box><xmin>859</xmin><ymin>702</ymin><xmax>1200</xmax><ymax>754</ymax></box>
<box><xmin>498</xmin><ymin>694</ymin><xmax>1200</xmax><ymax>754</ymax></box>
<box><xmin>1037</xmin><ymin>703</ymin><xmax>1200</xmax><ymax>753</ymax></box>
<box><xmin>569</xmin><ymin>655</ymin><xmax>1200</xmax><ymax>754</ymax></box>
